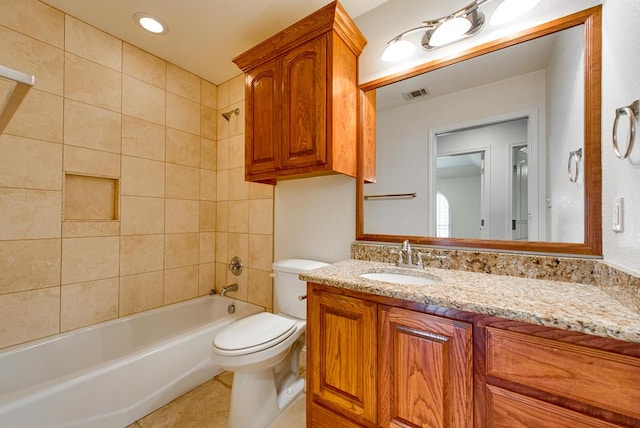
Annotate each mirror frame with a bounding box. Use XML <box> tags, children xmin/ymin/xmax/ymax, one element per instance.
<box><xmin>356</xmin><ymin>6</ymin><xmax>602</xmax><ymax>256</ymax></box>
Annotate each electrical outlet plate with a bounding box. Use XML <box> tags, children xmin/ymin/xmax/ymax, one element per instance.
<box><xmin>613</xmin><ymin>197</ymin><xmax>624</xmax><ymax>232</ymax></box>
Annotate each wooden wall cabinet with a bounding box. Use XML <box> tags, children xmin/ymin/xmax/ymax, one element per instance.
<box><xmin>233</xmin><ymin>1</ymin><xmax>366</xmax><ymax>184</ymax></box>
<box><xmin>307</xmin><ymin>283</ymin><xmax>473</xmax><ymax>427</ymax></box>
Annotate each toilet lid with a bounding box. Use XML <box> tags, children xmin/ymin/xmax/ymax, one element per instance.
<box><xmin>213</xmin><ymin>312</ymin><xmax>297</xmax><ymax>354</ymax></box>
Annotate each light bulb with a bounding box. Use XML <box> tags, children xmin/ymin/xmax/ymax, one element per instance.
<box><xmin>133</xmin><ymin>12</ymin><xmax>168</xmax><ymax>35</ymax></box>
<box><xmin>429</xmin><ymin>17</ymin><xmax>472</xmax><ymax>47</ymax></box>
<box><xmin>381</xmin><ymin>38</ymin><xmax>416</xmax><ymax>62</ymax></box>
<box><xmin>490</xmin><ymin>0</ymin><xmax>541</xmax><ymax>26</ymax></box>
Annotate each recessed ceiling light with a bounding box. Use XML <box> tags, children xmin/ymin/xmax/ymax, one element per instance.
<box><xmin>133</xmin><ymin>12</ymin><xmax>169</xmax><ymax>35</ymax></box>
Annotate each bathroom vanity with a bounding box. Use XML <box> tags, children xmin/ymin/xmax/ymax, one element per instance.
<box><xmin>302</xmin><ymin>260</ymin><xmax>640</xmax><ymax>428</ymax></box>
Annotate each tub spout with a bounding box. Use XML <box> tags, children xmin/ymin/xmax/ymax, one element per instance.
<box><xmin>221</xmin><ymin>283</ymin><xmax>238</xmax><ymax>296</ymax></box>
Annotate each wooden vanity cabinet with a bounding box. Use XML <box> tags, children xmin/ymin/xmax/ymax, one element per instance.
<box><xmin>233</xmin><ymin>1</ymin><xmax>366</xmax><ymax>184</ymax></box>
<box><xmin>307</xmin><ymin>283</ymin><xmax>473</xmax><ymax>427</ymax></box>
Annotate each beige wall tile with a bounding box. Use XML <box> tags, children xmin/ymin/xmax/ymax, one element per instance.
<box><xmin>62</xmin><ymin>221</ymin><xmax>120</xmax><ymax>238</ymax></box>
<box><xmin>249</xmin><ymin>199</ymin><xmax>274</xmax><ymax>235</ymax></box>
<box><xmin>122</xmin><ymin>115</ymin><xmax>165</xmax><ymax>161</ymax></box>
<box><xmin>201</xmin><ymin>138</ymin><xmax>216</xmax><ymax>170</ymax></box>
<box><xmin>249</xmin><ymin>182</ymin><xmax>274</xmax><ymax>200</ymax></box>
<box><xmin>217</xmin><ymin>138</ymin><xmax>229</xmax><ymax>170</ymax></box>
<box><xmin>216</xmin><ymin>109</ymin><xmax>229</xmax><ymax>140</ymax></box>
<box><xmin>216</xmin><ymin>201</ymin><xmax>229</xmax><ymax>231</ymax></box>
<box><xmin>247</xmin><ymin>268</ymin><xmax>273</xmax><ymax>309</ymax></box>
<box><xmin>122</xmin><ymin>75</ymin><xmax>166</xmax><ymax>125</ymax></box>
<box><xmin>0</xmin><ymin>239</ymin><xmax>61</xmax><ymax>294</ymax></box>
<box><xmin>228</xmin><ymin>101</ymin><xmax>245</xmax><ymax>137</ymax></box>
<box><xmin>121</xmin><ymin>155</ymin><xmax>165</xmax><ymax>197</ymax></box>
<box><xmin>214</xmin><ymin>261</ymin><xmax>227</xmax><ymax>293</ymax></box>
<box><xmin>65</xmin><ymin>15</ymin><xmax>122</xmax><ymax>71</ymax></box>
<box><xmin>229</xmin><ymin>74</ymin><xmax>245</xmax><ymax>105</ymax></box>
<box><xmin>199</xmin><ymin>263</ymin><xmax>215</xmax><ymax>296</ymax></box>
<box><xmin>122</xmin><ymin>43</ymin><xmax>166</xmax><ymax>89</ymax></box>
<box><xmin>201</xmin><ymin>105</ymin><xmax>216</xmax><ymax>139</ymax></box>
<box><xmin>65</xmin><ymin>52</ymin><xmax>121</xmax><ymax>112</ymax></box>
<box><xmin>0</xmin><ymin>188</ymin><xmax>61</xmax><ymax>240</ymax></box>
<box><xmin>165</xmin><ymin>164</ymin><xmax>199</xmax><ymax>200</ymax></box>
<box><xmin>165</xmin><ymin>233</ymin><xmax>199</xmax><ymax>269</ymax></box>
<box><xmin>215</xmin><ymin>232</ymin><xmax>228</xmax><ymax>263</ymax></box>
<box><xmin>64</xmin><ymin>174</ymin><xmax>118</xmax><ymax>221</ymax></box>
<box><xmin>200</xmin><ymin>232</ymin><xmax>215</xmax><ymax>264</ymax></box>
<box><xmin>164</xmin><ymin>265</ymin><xmax>198</xmax><ymax>304</ymax></box>
<box><xmin>0</xmin><ymin>0</ymin><xmax>64</xmax><ymax>48</ymax></box>
<box><xmin>0</xmin><ymin>25</ymin><xmax>63</xmax><ymax>95</ymax></box>
<box><xmin>167</xmin><ymin>64</ymin><xmax>200</xmax><ymax>102</ymax></box>
<box><xmin>199</xmin><ymin>201</ymin><xmax>216</xmax><ymax>232</ymax></box>
<box><xmin>120</xmin><ymin>234</ymin><xmax>164</xmax><ymax>276</ymax></box>
<box><xmin>165</xmin><ymin>199</ymin><xmax>199</xmax><ymax>233</ymax></box>
<box><xmin>248</xmin><ymin>234</ymin><xmax>273</xmax><ymax>271</ymax></box>
<box><xmin>228</xmin><ymin>134</ymin><xmax>245</xmax><ymax>169</ymax></box>
<box><xmin>217</xmin><ymin>81</ymin><xmax>229</xmax><ymax>109</ymax></box>
<box><xmin>64</xmin><ymin>100</ymin><xmax>121</xmax><ymax>153</ymax></box>
<box><xmin>166</xmin><ymin>128</ymin><xmax>200</xmax><ymax>167</ymax></box>
<box><xmin>200</xmin><ymin>169</ymin><xmax>217</xmax><ymax>201</ymax></box>
<box><xmin>229</xmin><ymin>167</ymin><xmax>249</xmax><ymax>201</ymax></box>
<box><xmin>166</xmin><ymin>93</ymin><xmax>200</xmax><ymax>135</ymax></box>
<box><xmin>0</xmin><ymin>287</ymin><xmax>60</xmax><ymax>349</ymax></box>
<box><xmin>4</xmin><ymin>89</ymin><xmax>63</xmax><ymax>143</ymax></box>
<box><xmin>119</xmin><ymin>270</ymin><xmax>164</xmax><ymax>316</ymax></box>
<box><xmin>60</xmin><ymin>277</ymin><xmax>118</xmax><ymax>331</ymax></box>
<box><xmin>201</xmin><ymin>80</ymin><xmax>218</xmax><ymax>109</ymax></box>
<box><xmin>228</xmin><ymin>200</ymin><xmax>249</xmax><ymax>233</ymax></box>
<box><xmin>120</xmin><ymin>196</ymin><xmax>164</xmax><ymax>235</ymax></box>
<box><xmin>227</xmin><ymin>232</ymin><xmax>248</xmax><ymax>264</ymax></box>
<box><xmin>61</xmin><ymin>236</ymin><xmax>119</xmax><ymax>285</ymax></box>
<box><xmin>64</xmin><ymin>146</ymin><xmax>120</xmax><ymax>178</ymax></box>
<box><xmin>0</xmin><ymin>135</ymin><xmax>62</xmax><ymax>190</ymax></box>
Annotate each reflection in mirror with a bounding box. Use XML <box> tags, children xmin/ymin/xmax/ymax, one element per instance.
<box><xmin>357</xmin><ymin>7</ymin><xmax>602</xmax><ymax>256</ymax></box>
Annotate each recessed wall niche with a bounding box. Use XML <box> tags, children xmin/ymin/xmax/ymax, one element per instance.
<box><xmin>64</xmin><ymin>173</ymin><xmax>119</xmax><ymax>220</ymax></box>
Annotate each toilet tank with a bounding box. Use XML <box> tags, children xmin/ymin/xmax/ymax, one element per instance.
<box><xmin>272</xmin><ymin>259</ymin><xmax>328</xmax><ymax>320</ymax></box>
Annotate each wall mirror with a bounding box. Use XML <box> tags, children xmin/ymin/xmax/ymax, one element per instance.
<box><xmin>357</xmin><ymin>6</ymin><xmax>602</xmax><ymax>256</ymax></box>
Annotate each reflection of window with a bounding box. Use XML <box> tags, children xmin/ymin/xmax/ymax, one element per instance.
<box><xmin>436</xmin><ymin>192</ymin><xmax>451</xmax><ymax>238</ymax></box>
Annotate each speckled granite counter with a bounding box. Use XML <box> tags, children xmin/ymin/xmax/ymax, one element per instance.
<box><xmin>300</xmin><ymin>259</ymin><xmax>640</xmax><ymax>344</ymax></box>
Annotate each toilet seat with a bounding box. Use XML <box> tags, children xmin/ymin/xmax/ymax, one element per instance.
<box><xmin>213</xmin><ymin>312</ymin><xmax>297</xmax><ymax>357</ymax></box>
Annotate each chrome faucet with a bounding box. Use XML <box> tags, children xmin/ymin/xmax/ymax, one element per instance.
<box><xmin>390</xmin><ymin>240</ymin><xmax>434</xmax><ymax>269</ymax></box>
<box><xmin>221</xmin><ymin>283</ymin><xmax>238</xmax><ymax>296</ymax></box>
<box><xmin>402</xmin><ymin>240</ymin><xmax>412</xmax><ymax>265</ymax></box>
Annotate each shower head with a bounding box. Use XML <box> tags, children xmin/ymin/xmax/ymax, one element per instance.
<box><xmin>222</xmin><ymin>108</ymin><xmax>240</xmax><ymax>121</ymax></box>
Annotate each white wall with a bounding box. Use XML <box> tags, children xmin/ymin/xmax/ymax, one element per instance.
<box><xmin>601</xmin><ymin>0</ymin><xmax>640</xmax><ymax>274</ymax></box>
<box><xmin>438</xmin><ymin>176</ymin><xmax>482</xmax><ymax>239</ymax></box>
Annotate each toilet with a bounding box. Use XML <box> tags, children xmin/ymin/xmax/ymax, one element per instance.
<box><xmin>212</xmin><ymin>258</ymin><xmax>327</xmax><ymax>428</ymax></box>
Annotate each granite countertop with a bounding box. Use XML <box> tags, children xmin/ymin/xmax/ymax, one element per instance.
<box><xmin>300</xmin><ymin>259</ymin><xmax>640</xmax><ymax>344</ymax></box>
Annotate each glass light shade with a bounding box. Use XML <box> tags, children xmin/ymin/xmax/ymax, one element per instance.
<box><xmin>490</xmin><ymin>0</ymin><xmax>541</xmax><ymax>25</ymax></box>
<box><xmin>381</xmin><ymin>38</ymin><xmax>417</xmax><ymax>62</ymax></box>
<box><xmin>429</xmin><ymin>17</ymin><xmax>472</xmax><ymax>47</ymax></box>
<box><xmin>133</xmin><ymin>12</ymin><xmax>168</xmax><ymax>34</ymax></box>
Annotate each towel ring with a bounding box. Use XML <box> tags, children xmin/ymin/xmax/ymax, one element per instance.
<box><xmin>568</xmin><ymin>148</ymin><xmax>582</xmax><ymax>183</ymax></box>
<box><xmin>612</xmin><ymin>100</ymin><xmax>639</xmax><ymax>160</ymax></box>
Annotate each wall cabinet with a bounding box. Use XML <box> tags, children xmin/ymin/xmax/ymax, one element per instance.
<box><xmin>307</xmin><ymin>283</ymin><xmax>473</xmax><ymax>427</ymax></box>
<box><xmin>233</xmin><ymin>1</ymin><xmax>366</xmax><ymax>184</ymax></box>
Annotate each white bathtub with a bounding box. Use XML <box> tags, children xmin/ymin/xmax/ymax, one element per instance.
<box><xmin>0</xmin><ymin>295</ymin><xmax>262</xmax><ymax>428</ymax></box>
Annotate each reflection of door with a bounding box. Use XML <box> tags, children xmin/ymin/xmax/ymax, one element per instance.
<box><xmin>435</xmin><ymin>151</ymin><xmax>486</xmax><ymax>239</ymax></box>
<box><xmin>511</xmin><ymin>145</ymin><xmax>528</xmax><ymax>240</ymax></box>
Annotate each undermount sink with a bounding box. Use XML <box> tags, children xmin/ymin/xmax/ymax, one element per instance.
<box><xmin>360</xmin><ymin>272</ymin><xmax>440</xmax><ymax>286</ymax></box>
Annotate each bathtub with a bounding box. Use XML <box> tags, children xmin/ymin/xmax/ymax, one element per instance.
<box><xmin>0</xmin><ymin>295</ymin><xmax>262</xmax><ymax>428</ymax></box>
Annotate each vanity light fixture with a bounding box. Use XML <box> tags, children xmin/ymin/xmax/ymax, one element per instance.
<box><xmin>133</xmin><ymin>12</ymin><xmax>169</xmax><ymax>35</ymax></box>
<box><xmin>381</xmin><ymin>0</ymin><xmax>541</xmax><ymax>62</ymax></box>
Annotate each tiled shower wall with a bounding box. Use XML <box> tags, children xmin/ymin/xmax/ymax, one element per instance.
<box><xmin>0</xmin><ymin>0</ymin><xmax>274</xmax><ymax>349</ymax></box>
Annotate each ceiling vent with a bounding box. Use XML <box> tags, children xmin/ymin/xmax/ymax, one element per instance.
<box><xmin>402</xmin><ymin>88</ymin><xmax>429</xmax><ymax>100</ymax></box>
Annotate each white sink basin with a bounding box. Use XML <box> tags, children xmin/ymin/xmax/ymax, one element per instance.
<box><xmin>360</xmin><ymin>272</ymin><xmax>439</xmax><ymax>286</ymax></box>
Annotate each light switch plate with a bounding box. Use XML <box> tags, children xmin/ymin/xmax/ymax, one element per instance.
<box><xmin>613</xmin><ymin>197</ymin><xmax>623</xmax><ymax>232</ymax></box>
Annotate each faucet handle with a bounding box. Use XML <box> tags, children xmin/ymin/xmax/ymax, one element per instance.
<box><xmin>416</xmin><ymin>252</ymin><xmax>425</xmax><ymax>268</ymax></box>
<box><xmin>390</xmin><ymin>248</ymin><xmax>403</xmax><ymax>265</ymax></box>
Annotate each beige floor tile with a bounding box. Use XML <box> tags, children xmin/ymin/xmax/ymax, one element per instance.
<box><xmin>266</xmin><ymin>394</ymin><xmax>306</xmax><ymax>428</ymax></box>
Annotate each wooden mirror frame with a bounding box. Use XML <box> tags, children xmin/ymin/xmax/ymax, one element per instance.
<box><xmin>356</xmin><ymin>6</ymin><xmax>602</xmax><ymax>256</ymax></box>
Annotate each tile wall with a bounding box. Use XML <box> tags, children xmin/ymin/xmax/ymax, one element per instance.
<box><xmin>0</xmin><ymin>0</ymin><xmax>274</xmax><ymax>349</ymax></box>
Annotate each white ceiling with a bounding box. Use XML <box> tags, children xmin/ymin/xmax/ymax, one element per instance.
<box><xmin>40</xmin><ymin>0</ymin><xmax>389</xmax><ymax>85</ymax></box>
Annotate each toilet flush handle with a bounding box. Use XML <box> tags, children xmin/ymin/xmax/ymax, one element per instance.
<box><xmin>298</xmin><ymin>294</ymin><xmax>307</xmax><ymax>301</ymax></box>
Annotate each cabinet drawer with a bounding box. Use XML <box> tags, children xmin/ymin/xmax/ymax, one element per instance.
<box><xmin>487</xmin><ymin>385</ymin><xmax>621</xmax><ymax>428</ymax></box>
<box><xmin>486</xmin><ymin>327</ymin><xmax>640</xmax><ymax>419</ymax></box>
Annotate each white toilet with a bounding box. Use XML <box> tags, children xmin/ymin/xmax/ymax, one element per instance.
<box><xmin>212</xmin><ymin>258</ymin><xmax>327</xmax><ymax>428</ymax></box>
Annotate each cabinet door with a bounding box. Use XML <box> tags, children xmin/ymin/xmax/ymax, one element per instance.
<box><xmin>308</xmin><ymin>287</ymin><xmax>377</xmax><ymax>427</ymax></box>
<box><xmin>246</xmin><ymin>60</ymin><xmax>280</xmax><ymax>177</ymax></box>
<box><xmin>281</xmin><ymin>35</ymin><xmax>327</xmax><ymax>171</ymax></box>
<box><xmin>379</xmin><ymin>306</ymin><xmax>473</xmax><ymax>428</ymax></box>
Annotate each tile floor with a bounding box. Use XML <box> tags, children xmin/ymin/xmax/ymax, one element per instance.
<box><xmin>126</xmin><ymin>371</ymin><xmax>306</xmax><ymax>428</ymax></box>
